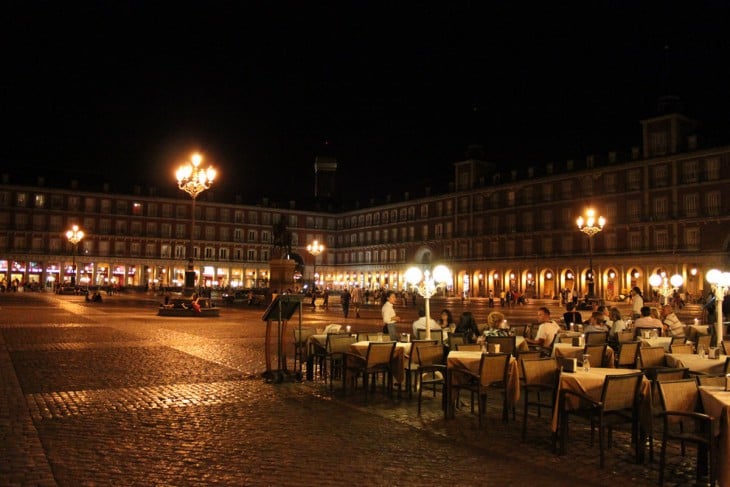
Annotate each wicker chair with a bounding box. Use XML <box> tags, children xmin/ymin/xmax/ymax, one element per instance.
<box><xmin>615</xmin><ymin>341</ymin><xmax>640</xmax><ymax>368</ymax></box>
<box><xmin>344</xmin><ymin>341</ymin><xmax>396</xmax><ymax>400</ymax></box>
<box><xmin>416</xmin><ymin>344</ymin><xmax>447</xmax><ymax>415</ymax></box>
<box><xmin>449</xmin><ymin>352</ymin><xmax>511</xmax><ymax>427</ymax></box>
<box><xmin>521</xmin><ymin>357</ymin><xmax>559</xmax><ymax>442</ymax></box>
<box><xmin>558</xmin><ymin>372</ymin><xmax>644</xmax><ymax>468</ymax></box>
<box><xmin>404</xmin><ymin>339</ymin><xmax>439</xmax><ymax>398</ymax></box>
<box><xmin>657</xmin><ymin>379</ymin><xmax>717</xmax><ymax>486</ymax></box>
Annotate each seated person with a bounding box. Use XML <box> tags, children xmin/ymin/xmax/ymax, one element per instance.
<box><xmin>608</xmin><ymin>306</ymin><xmax>626</xmax><ymax>338</ymax></box>
<box><xmin>526</xmin><ymin>307</ymin><xmax>560</xmax><ymax>351</ymax></box>
<box><xmin>412</xmin><ymin>308</ymin><xmax>442</xmax><ymax>337</ymax></box>
<box><xmin>660</xmin><ymin>304</ymin><xmax>685</xmax><ymax>338</ymax></box>
<box><xmin>455</xmin><ymin>311</ymin><xmax>480</xmax><ymax>343</ymax></box>
<box><xmin>633</xmin><ymin>306</ymin><xmax>663</xmax><ymax>334</ymax></box>
<box><xmin>584</xmin><ymin>311</ymin><xmax>610</xmax><ymax>334</ymax></box>
<box><xmin>562</xmin><ymin>302</ymin><xmax>583</xmax><ymax>328</ymax></box>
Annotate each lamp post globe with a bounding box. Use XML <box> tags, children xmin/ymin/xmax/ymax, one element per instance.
<box><xmin>576</xmin><ymin>208</ymin><xmax>605</xmax><ymax>299</ymax></box>
<box><xmin>307</xmin><ymin>240</ymin><xmax>324</xmax><ymax>292</ymax></box>
<box><xmin>176</xmin><ymin>152</ymin><xmax>216</xmax><ymax>294</ymax></box>
<box><xmin>66</xmin><ymin>225</ymin><xmax>84</xmax><ymax>287</ymax></box>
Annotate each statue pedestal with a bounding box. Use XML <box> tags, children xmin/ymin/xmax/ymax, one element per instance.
<box><xmin>268</xmin><ymin>258</ymin><xmax>296</xmax><ymax>298</ymax></box>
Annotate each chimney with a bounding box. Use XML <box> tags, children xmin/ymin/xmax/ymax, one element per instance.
<box><xmin>289</xmin><ymin>200</ymin><xmax>296</xmax><ymax>209</ymax></box>
<box><xmin>546</xmin><ymin>163</ymin><xmax>553</xmax><ymax>174</ymax></box>
<box><xmin>566</xmin><ymin>160</ymin><xmax>574</xmax><ymax>170</ymax></box>
<box><xmin>631</xmin><ymin>147</ymin><xmax>640</xmax><ymax>160</ymax></box>
<box><xmin>527</xmin><ymin>167</ymin><xmax>534</xmax><ymax>178</ymax></box>
<box><xmin>586</xmin><ymin>155</ymin><xmax>595</xmax><ymax>168</ymax></box>
<box><xmin>688</xmin><ymin>135</ymin><xmax>698</xmax><ymax>150</ymax></box>
<box><xmin>608</xmin><ymin>151</ymin><xmax>617</xmax><ymax>164</ymax></box>
<box><xmin>37</xmin><ymin>176</ymin><xmax>45</xmax><ymax>186</ymax></box>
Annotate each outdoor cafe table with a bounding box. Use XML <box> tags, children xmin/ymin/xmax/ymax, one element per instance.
<box><xmin>445</xmin><ymin>351</ymin><xmax>521</xmax><ymax>418</ymax></box>
<box><xmin>551</xmin><ymin>343</ymin><xmax>615</xmax><ymax>367</ymax></box>
<box><xmin>665</xmin><ymin>353</ymin><xmax>729</xmax><ymax>375</ymax></box>
<box><xmin>688</xmin><ymin>324</ymin><xmax>711</xmax><ymax>341</ymax></box>
<box><xmin>349</xmin><ymin>341</ymin><xmax>411</xmax><ymax>385</ymax></box>
<box><xmin>698</xmin><ymin>386</ymin><xmax>730</xmax><ymax>487</ymax></box>
<box><xmin>639</xmin><ymin>336</ymin><xmax>673</xmax><ymax>351</ymax></box>
<box><xmin>551</xmin><ymin>367</ymin><xmax>653</xmax><ymax>441</ymax></box>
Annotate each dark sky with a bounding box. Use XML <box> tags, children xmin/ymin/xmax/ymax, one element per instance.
<box><xmin>3</xmin><ymin>1</ymin><xmax>730</xmax><ymax>203</ymax></box>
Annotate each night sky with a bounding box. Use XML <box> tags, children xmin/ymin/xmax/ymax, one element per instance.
<box><xmin>3</xmin><ymin>1</ymin><xmax>730</xmax><ymax>203</ymax></box>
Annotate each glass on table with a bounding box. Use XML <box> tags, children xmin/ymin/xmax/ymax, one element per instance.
<box><xmin>582</xmin><ymin>354</ymin><xmax>591</xmax><ymax>372</ymax></box>
<box><xmin>377</xmin><ymin>332</ymin><xmax>383</xmax><ymax>342</ymax></box>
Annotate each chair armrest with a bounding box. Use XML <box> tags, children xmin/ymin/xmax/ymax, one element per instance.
<box><xmin>561</xmin><ymin>388</ymin><xmax>601</xmax><ymax>408</ymax></box>
<box><xmin>658</xmin><ymin>410</ymin><xmax>715</xmax><ymax>422</ymax></box>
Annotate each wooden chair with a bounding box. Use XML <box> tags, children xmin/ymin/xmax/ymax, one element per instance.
<box><xmin>657</xmin><ymin>379</ymin><xmax>717</xmax><ymax>486</ymax></box>
<box><xmin>559</xmin><ymin>372</ymin><xmax>644</xmax><ymax>468</ymax></box>
<box><xmin>696</xmin><ymin>374</ymin><xmax>726</xmax><ymax>387</ymax></box>
<box><xmin>344</xmin><ymin>341</ymin><xmax>396</xmax><ymax>400</ymax></box>
<box><xmin>647</xmin><ymin>367</ymin><xmax>691</xmax><ymax>461</ymax></box>
<box><xmin>615</xmin><ymin>341</ymin><xmax>640</xmax><ymax>368</ymax></box>
<box><xmin>617</xmin><ymin>330</ymin><xmax>635</xmax><ymax>343</ymax></box>
<box><xmin>639</xmin><ymin>346</ymin><xmax>667</xmax><ymax>381</ymax></box>
<box><xmin>326</xmin><ymin>333</ymin><xmax>358</xmax><ymax>390</ymax></box>
<box><xmin>585</xmin><ymin>331</ymin><xmax>609</xmax><ymax>345</ymax></box>
<box><xmin>447</xmin><ymin>332</ymin><xmax>466</xmax><ymax>350</ymax></box>
<box><xmin>486</xmin><ymin>335</ymin><xmax>517</xmax><ymax>356</ymax></box>
<box><xmin>521</xmin><ymin>357</ymin><xmax>559</xmax><ymax>442</ymax></box>
<box><xmin>670</xmin><ymin>343</ymin><xmax>694</xmax><ymax>354</ymax></box>
<box><xmin>292</xmin><ymin>327</ymin><xmax>315</xmax><ymax>375</ymax></box>
<box><xmin>583</xmin><ymin>344</ymin><xmax>608</xmax><ymax>368</ymax></box>
<box><xmin>509</xmin><ymin>324</ymin><xmax>528</xmax><ymax>337</ymax></box>
<box><xmin>449</xmin><ymin>352</ymin><xmax>511</xmax><ymax>427</ymax></box>
<box><xmin>416</xmin><ymin>344</ymin><xmax>447</xmax><ymax>415</ymax></box>
<box><xmin>416</xmin><ymin>328</ymin><xmax>443</xmax><ymax>342</ymax></box>
<box><xmin>404</xmin><ymin>339</ymin><xmax>439</xmax><ymax>398</ymax></box>
<box><xmin>696</xmin><ymin>334</ymin><xmax>712</xmax><ymax>353</ymax></box>
<box><xmin>455</xmin><ymin>343</ymin><xmax>482</xmax><ymax>351</ymax></box>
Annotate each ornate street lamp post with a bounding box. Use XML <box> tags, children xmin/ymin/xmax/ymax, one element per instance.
<box><xmin>576</xmin><ymin>208</ymin><xmax>605</xmax><ymax>299</ymax></box>
<box><xmin>706</xmin><ymin>269</ymin><xmax>730</xmax><ymax>345</ymax></box>
<box><xmin>65</xmin><ymin>225</ymin><xmax>84</xmax><ymax>286</ymax></box>
<box><xmin>405</xmin><ymin>264</ymin><xmax>452</xmax><ymax>340</ymax></box>
<box><xmin>306</xmin><ymin>240</ymin><xmax>324</xmax><ymax>291</ymax></box>
<box><xmin>176</xmin><ymin>152</ymin><xmax>216</xmax><ymax>293</ymax></box>
<box><xmin>648</xmin><ymin>272</ymin><xmax>684</xmax><ymax>306</ymax></box>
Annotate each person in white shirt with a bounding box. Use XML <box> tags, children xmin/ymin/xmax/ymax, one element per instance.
<box><xmin>630</xmin><ymin>287</ymin><xmax>644</xmax><ymax>319</ymax></box>
<box><xmin>412</xmin><ymin>308</ymin><xmax>442</xmax><ymax>337</ymax></box>
<box><xmin>381</xmin><ymin>290</ymin><xmax>400</xmax><ymax>334</ymax></box>
<box><xmin>526</xmin><ymin>307</ymin><xmax>560</xmax><ymax>350</ymax></box>
<box><xmin>351</xmin><ymin>285</ymin><xmax>362</xmax><ymax>318</ymax></box>
<box><xmin>633</xmin><ymin>306</ymin><xmax>663</xmax><ymax>334</ymax></box>
<box><xmin>608</xmin><ymin>307</ymin><xmax>626</xmax><ymax>338</ymax></box>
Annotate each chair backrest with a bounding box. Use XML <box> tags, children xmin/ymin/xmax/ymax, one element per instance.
<box><xmin>657</xmin><ymin>378</ymin><xmax>700</xmax><ymax>414</ymax></box>
<box><xmin>448</xmin><ymin>332</ymin><xmax>466</xmax><ymax>349</ymax></box>
<box><xmin>517</xmin><ymin>350</ymin><xmax>542</xmax><ymax>362</ymax></box>
<box><xmin>521</xmin><ymin>357</ymin><xmax>559</xmax><ymax>387</ymax></box>
<box><xmin>585</xmin><ymin>331</ymin><xmax>608</xmax><ymax>345</ymax></box>
<box><xmin>356</xmin><ymin>331</ymin><xmax>371</xmax><ymax>342</ymax></box>
<box><xmin>456</xmin><ymin>344</ymin><xmax>482</xmax><ymax>352</ymax></box>
<box><xmin>601</xmin><ymin>372</ymin><xmax>644</xmax><ymax>412</ymax></box>
<box><xmin>417</xmin><ymin>344</ymin><xmax>445</xmax><ymax>367</ymax></box>
<box><xmin>323</xmin><ymin>324</ymin><xmax>342</xmax><ymax>334</ymax></box>
<box><xmin>616</xmin><ymin>341</ymin><xmax>640</xmax><ymax>367</ymax></box>
<box><xmin>639</xmin><ymin>346</ymin><xmax>666</xmax><ymax>368</ymax></box>
<box><xmin>367</xmin><ymin>333</ymin><xmax>383</xmax><ymax>342</ymax></box>
<box><xmin>293</xmin><ymin>327</ymin><xmax>315</xmax><ymax>344</ymax></box>
<box><xmin>696</xmin><ymin>334</ymin><xmax>712</xmax><ymax>352</ymax></box>
<box><xmin>365</xmin><ymin>342</ymin><xmax>396</xmax><ymax>366</ymax></box>
<box><xmin>696</xmin><ymin>375</ymin><xmax>727</xmax><ymax>387</ymax></box>
<box><xmin>618</xmin><ymin>330</ymin><xmax>635</xmax><ymax>343</ymax></box>
<box><xmin>670</xmin><ymin>343</ymin><xmax>694</xmax><ymax>354</ymax></box>
<box><xmin>654</xmin><ymin>367</ymin><xmax>690</xmax><ymax>382</ymax></box>
<box><xmin>486</xmin><ymin>335</ymin><xmax>517</xmax><ymax>356</ymax></box>
<box><xmin>583</xmin><ymin>344</ymin><xmax>607</xmax><ymax>367</ymax></box>
<box><xmin>479</xmin><ymin>353</ymin><xmax>510</xmax><ymax>386</ymax></box>
<box><xmin>386</xmin><ymin>323</ymin><xmax>399</xmax><ymax>341</ymax></box>
<box><xmin>408</xmin><ymin>340</ymin><xmax>439</xmax><ymax>366</ymax></box>
<box><xmin>509</xmin><ymin>324</ymin><xmax>528</xmax><ymax>337</ymax></box>
<box><xmin>327</xmin><ymin>333</ymin><xmax>358</xmax><ymax>354</ymax></box>
<box><xmin>416</xmin><ymin>329</ymin><xmax>443</xmax><ymax>342</ymax></box>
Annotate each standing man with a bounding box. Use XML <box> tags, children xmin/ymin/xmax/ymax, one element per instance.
<box><xmin>341</xmin><ymin>288</ymin><xmax>351</xmax><ymax>319</ymax></box>
<box><xmin>381</xmin><ymin>290</ymin><xmax>400</xmax><ymax>334</ymax></box>
<box><xmin>351</xmin><ymin>284</ymin><xmax>362</xmax><ymax>318</ymax></box>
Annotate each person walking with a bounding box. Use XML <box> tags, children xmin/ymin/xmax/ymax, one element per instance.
<box><xmin>351</xmin><ymin>285</ymin><xmax>362</xmax><ymax>318</ymax></box>
<box><xmin>341</xmin><ymin>288</ymin><xmax>351</xmax><ymax>319</ymax></box>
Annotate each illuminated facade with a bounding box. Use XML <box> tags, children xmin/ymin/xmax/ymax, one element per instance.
<box><xmin>0</xmin><ymin>110</ymin><xmax>728</xmax><ymax>299</ymax></box>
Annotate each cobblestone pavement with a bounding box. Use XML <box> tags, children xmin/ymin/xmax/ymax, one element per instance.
<box><xmin>0</xmin><ymin>292</ymin><xmax>712</xmax><ymax>486</ymax></box>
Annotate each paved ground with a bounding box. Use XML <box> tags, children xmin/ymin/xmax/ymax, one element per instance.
<box><xmin>0</xmin><ymin>291</ymin><xmax>713</xmax><ymax>486</ymax></box>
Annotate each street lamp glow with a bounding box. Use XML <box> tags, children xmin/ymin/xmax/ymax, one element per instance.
<box><xmin>307</xmin><ymin>240</ymin><xmax>325</xmax><ymax>291</ymax></box>
<box><xmin>707</xmin><ymin>268</ymin><xmax>730</xmax><ymax>345</ymax></box>
<box><xmin>66</xmin><ymin>225</ymin><xmax>84</xmax><ymax>286</ymax></box>
<box><xmin>176</xmin><ymin>152</ymin><xmax>216</xmax><ymax>292</ymax></box>
<box><xmin>405</xmin><ymin>264</ymin><xmax>452</xmax><ymax>339</ymax></box>
<box><xmin>576</xmin><ymin>208</ymin><xmax>605</xmax><ymax>298</ymax></box>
